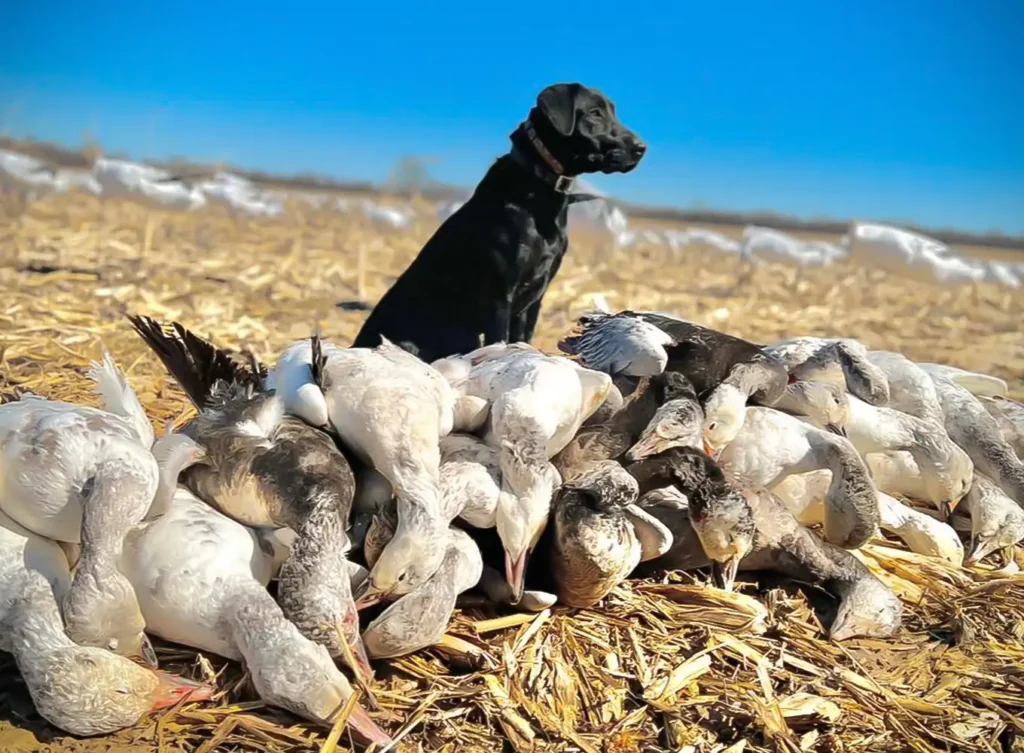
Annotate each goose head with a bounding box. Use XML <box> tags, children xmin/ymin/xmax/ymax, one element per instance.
<box><xmin>62</xmin><ymin>568</ymin><xmax>157</xmax><ymax>668</ymax></box>
<box><xmin>357</xmin><ymin>500</ymin><xmax>448</xmax><ymax>608</ymax></box>
<box><xmin>625</xmin><ymin>394</ymin><xmax>704</xmax><ymax>461</ymax></box>
<box><xmin>828</xmin><ymin>574</ymin><xmax>903</xmax><ymax>641</ymax></box>
<box><xmin>776</xmin><ymin>380</ymin><xmax>849</xmax><ymax>436</ymax></box>
<box><xmin>30</xmin><ymin>649</ymin><xmax>213</xmax><ymax>736</ymax></box>
<box><xmin>964</xmin><ymin>479</ymin><xmax>1024</xmax><ymax>566</ymax></box>
<box><xmin>496</xmin><ymin>442</ymin><xmax>561</xmax><ymax>602</ymax></box>
<box><xmin>702</xmin><ymin>384</ymin><xmax>748</xmax><ymax>458</ymax></box>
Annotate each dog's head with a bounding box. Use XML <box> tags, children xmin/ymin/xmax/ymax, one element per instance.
<box><xmin>522</xmin><ymin>83</ymin><xmax>646</xmax><ymax>176</ymax></box>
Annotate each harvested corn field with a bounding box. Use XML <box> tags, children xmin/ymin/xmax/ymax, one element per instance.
<box><xmin>1</xmin><ymin>189</ymin><xmax>1023</xmax><ymax>753</ymax></box>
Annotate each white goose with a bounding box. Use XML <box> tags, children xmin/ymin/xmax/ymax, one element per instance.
<box><xmin>121</xmin><ymin>486</ymin><xmax>391</xmax><ymax>746</ymax></box>
<box><xmin>437</xmin><ymin>342</ymin><xmax>611</xmax><ymax>600</ymax></box>
<box><xmin>0</xmin><ymin>356</ymin><xmax>203</xmax><ymax>664</ymax></box>
<box><xmin>716</xmin><ymin>407</ymin><xmax>879</xmax><ymax>549</ymax></box>
<box><xmin>0</xmin><ymin>510</ymin><xmax>213</xmax><ymax>736</ymax></box>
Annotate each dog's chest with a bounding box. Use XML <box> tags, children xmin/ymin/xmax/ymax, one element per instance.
<box><xmin>512</xmin><ymin>213</ymin><xmax>568</xmax><ymax>302</ymax></box>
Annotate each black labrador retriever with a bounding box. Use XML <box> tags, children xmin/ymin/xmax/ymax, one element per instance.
<box><xmin>353</xmin><ymin>82</ymin><xmax>645</xmax><ymax>362</ymax></box>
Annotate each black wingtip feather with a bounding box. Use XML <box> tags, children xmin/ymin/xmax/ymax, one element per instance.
<box><xmin>126</xmin><ymin>313</ymin><xmax>256</xmax><ymax>408</ymax></box>
<box><xmin>309</xmin><ymin>333</ymin><xmax>326</xmax><ymax>391</ymax></box>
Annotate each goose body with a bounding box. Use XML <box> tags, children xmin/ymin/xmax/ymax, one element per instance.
<box><xmin>0</xmin><ymin>356</ymin><xmax>202</xmax><ymax>663</ymax></box>
<box><xmin>629</xmin><ymin>449</ymin><xmax>902</xmax><ymax>641</ymax></box>
<box><xmin>865</xmin><ymin>351</ymin><xmax>945</xmax><ymax>426</ymax></box>
<box><xmin>717</xmin><ymin>407</ymin><xmax>879</xmax><ymax>548</ymax></box>
<box><xmin>766</xmin><ymin>336</ymin><xmax>890</xmax><ymax>406</ymax></box>
<box><xmin>128</xmin><ymin>316</ymin><xmax>369</xmax><ymax>681</ymax></box>
<box><xmin>446</xmin><ymin>344</ymin><xmax>610</xmax><ymax>599</ymax></box>
<box><xmin>121</xmin><ymin>487</ymin><xmax>389</xmax><ymax>745</ymax></box>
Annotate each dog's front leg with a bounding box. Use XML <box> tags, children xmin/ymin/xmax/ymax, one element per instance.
<box><xmin>509</xmin><ymin>301</ymin><xmax>541</xmax><ymax>344</ymax></box>
<box><xmin>483</xmin><ymin>296</ymin><xmax>513</xmax><ymax>346</ymax></box>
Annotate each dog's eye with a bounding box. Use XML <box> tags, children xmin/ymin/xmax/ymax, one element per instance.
<box><xmin>589</xmin><ymin>108</ymin><xmax>603</xmax><ymax>119</ymax></box>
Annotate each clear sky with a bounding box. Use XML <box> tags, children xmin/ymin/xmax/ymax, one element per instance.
<box><xmin>1</xmin><ymin>0</ymin><xmax>1022</xmax><ymax>233</ymax></box>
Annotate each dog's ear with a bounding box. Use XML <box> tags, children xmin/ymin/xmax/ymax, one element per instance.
<box><xmin>536</xmin><ymin>83</ymin><xmax>583</xmax><ymax>136</ymax></box>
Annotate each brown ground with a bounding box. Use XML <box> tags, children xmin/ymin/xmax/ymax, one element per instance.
<box><xmin>1</xmin><ymin>191</ymin><xmax>1023</xmax><ymax>752</ymax></box>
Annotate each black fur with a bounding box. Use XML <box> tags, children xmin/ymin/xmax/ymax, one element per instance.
<box><xmin>354</xmin><ymin>83</ymin><xmax>645</xmax><ymax>362</ymax></box>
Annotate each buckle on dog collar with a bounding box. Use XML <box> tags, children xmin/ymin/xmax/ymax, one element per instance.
<box><xmin>553</xmin><ymin>175</ymin><xmax>575</xmax><ymax>193</ymax></box>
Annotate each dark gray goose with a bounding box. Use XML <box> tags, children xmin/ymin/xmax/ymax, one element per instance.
<box><xmin>544</xmin><ymin>461</ymin><xmax>671</xmax><ymax>608</ymax></box>
<box><xmin>126</xmin><ymin>315</ymin><xmax>372</xmax><ymax>688</ymax></box>
<box><xmin>558</xmin><ymin>310</ymin><xmax>789</xmax><ymax>456</ymax></box>
<box><xmin>627</xmin><ymin>448</ymin><xmax>903</xmax><ymax>641</ymax></box>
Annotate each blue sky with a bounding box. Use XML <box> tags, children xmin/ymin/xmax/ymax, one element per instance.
<box><xmin>1</xmin><ymin>1</ymin><xmax>1022</xmax><ymax>233</ymax></box>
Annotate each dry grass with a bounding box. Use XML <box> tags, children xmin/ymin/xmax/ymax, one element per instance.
<box><xmin>1</xmin><ymin>190</ymin><xmax>1023</xmax><ymax>753</ymax></box>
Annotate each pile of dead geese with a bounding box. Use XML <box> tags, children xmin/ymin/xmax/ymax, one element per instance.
<box><xmin>2</xmin><ymin>309</ymin><xmax>1023</xmax><ymax>743</ymax></box>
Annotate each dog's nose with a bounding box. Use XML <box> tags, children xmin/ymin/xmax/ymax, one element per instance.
<box><xmin>631</xmin><ymin>140</ymin><xmax>647</xmax><ymax>157</ymax></box>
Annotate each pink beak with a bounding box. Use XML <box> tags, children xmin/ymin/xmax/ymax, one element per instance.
<box><xmin>345</xmin><ymin>701</ymin><xmax>393</xmax><ymax>747</ymax></box>
<box><xmin>504</xmin><ymin>550</ymin><xmax>528</xmax><ymax>604</ymax></box>
<box><xmin>149</xmin><ymin>670</ymin><xmax>215</xmax><ymax>710</ymax></box>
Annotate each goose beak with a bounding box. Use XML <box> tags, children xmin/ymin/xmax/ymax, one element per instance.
<box><xmin>703</xmin><ymin>441</ymin><xmax>723</xmax><ymax>461</ymax></box>
<box><xmin>504</xmin><ymin>550</ymin><xmax>528</xmax><ymax>604</ymax></box>
<box><xmin>963</xmin><ymin>535</ymin><xmax>995</xmax><ymax>567</ymax></box>
<box><xmin>137</xmin><ymin>634</ymin><xmax>159</xmax><ymax>668</ymax></box>
<box><xmin>710</xmin><ymin>556</ymin><xmax>740</xmax><ymax>592</ymax></box>
<box><xmin>353</xmin><ymin>579</ymin><xmax>386</xmax><ymax>611</ymax></box>
<box><xmin>938</xmin><ymin>499</ymin><xmax>958</xmax><ymax>525</ymax></box>
<box><xmin>626</xmin><ymin>430</ymin><xmax>674</xmax><ymax>462</ymax></box>
<box><xmin>149</xmin><ymin>670</ymin><xmax>215</xmax><ymax>710</ymax></box>
<box><xmin>825</xmin><ymin>423</ymin><xmax>847</xmax><ymax>437</ymax></box>
<box><xmin>337</xmin><ymin>607</ymin><xmax>377</xmax><ymax>709</ymax></box>
<box><xmin>343</xmin><ymin>699</ymin><xmax>393</xmax><ymax>747</ymax></box>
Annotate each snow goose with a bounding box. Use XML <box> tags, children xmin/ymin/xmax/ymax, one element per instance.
<box><xmin>444</xmin><ymin>343</ymin><xmax>611</xmax><ymax>600</ymax></box>
<box><xmin>628</xmin><ymin>449</ymin><xmax>903</xmax><ymax>640</ymax></box>
<box><xmin>558</xmin><ymin>310</ymin><xmax>789</xmax><ymax>455</ymax></box>
<box><xmin>121</xmin><ymin>487</ymin><xmax>390</xmax><ymax>745</ymax></box>
<box><xmin>926</xmin><ymin>374</ymin><xmax>1024</xmax><ymax>506</ymax></box>
<box><xmin>765</xmin><ymin>337</ymin><xmax>890</xmax><ymax>406</ymax></box>
<box><xmin>127</xmin><ymin>316</ymin><xmax>371</xmax><ymax>684</ymax></box>
<box><xmin>805</xmin><ymin>394</ymin><xmax>973</xmax><ymax>516</ymax></box>
<box><xmin>269</xmin><ymin>335</ymin><xmax>455</xmax><ymax>606</ymax></box>
<box><xmin>362</xmin><ymin>527</ymin><xmax>482</xmax><ymax>659</ymax></box>
<box><xmin>979</xmin><ymin>395</ymin><xmax>1024</xmax><ymax>458</ymax></box>
<box><xmin>546</xmin><ymin>460</ymin><xmax>671</xmax><ymax>607</ymax></box>
<box><xmin>0</xmin><ymin>510</ymin><xmax>214</xmax><ymax>737</ymax></box>
<box><xmin>959</xmin><ymin>475</ymin><xmax>1024</xmax><ymax>566</ymax></box>
<box><xmin>771</xmin><ymin>471</ymin><xmax>964</xmax><ymax>565</ymax></box>
<box><xmin>715</xmin><ymin>407</ymin><xmax>879</xmax><ymax>548</ymax></box>
<box><xmin>91</xmin><ymin>158</ymin><xmax>207</xmax><ymax>211</ymax></box>
<box><xmin>0</xmin><ymin>358</ymin><xmax>203</xmax><ymax>664</ymax></box>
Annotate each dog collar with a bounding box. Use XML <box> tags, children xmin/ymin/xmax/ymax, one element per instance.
<box><xmin>510</xmin><ymin>120</ymin><xmax>575</xmax><ymax>193</ymax></box>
